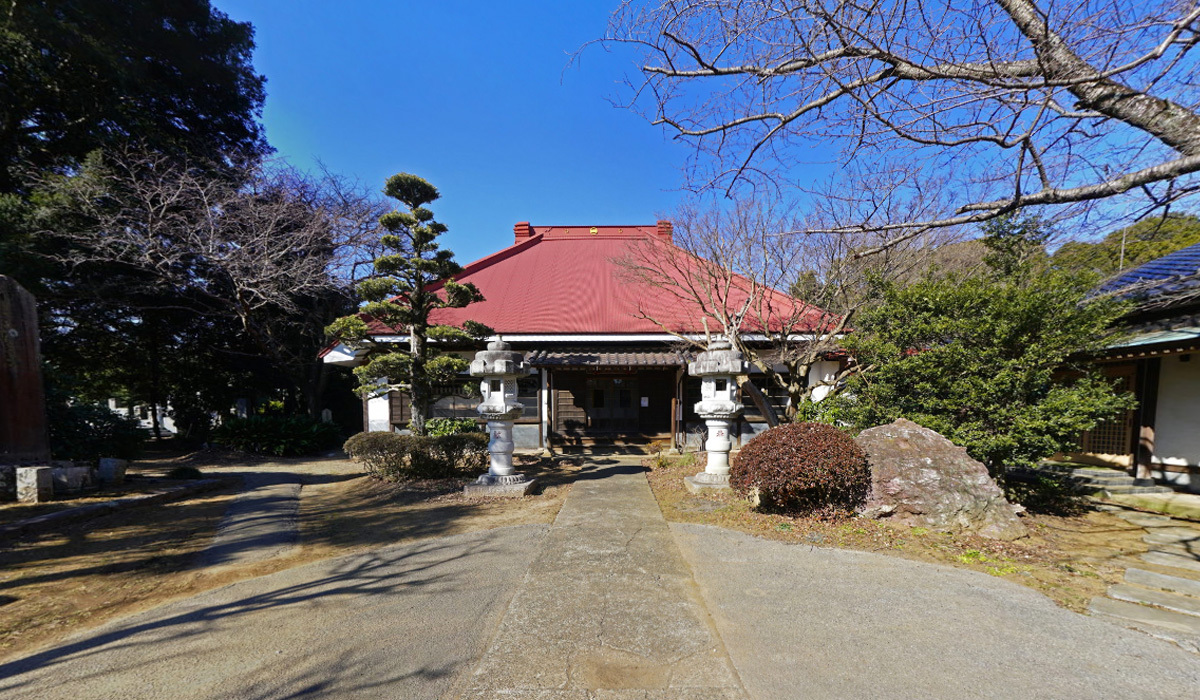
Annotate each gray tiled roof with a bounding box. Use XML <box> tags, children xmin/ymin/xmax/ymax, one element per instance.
<box><xmin>526</xmin><ymin>348</ymin><xmax>687</xmax><ymax>368</ymax></box>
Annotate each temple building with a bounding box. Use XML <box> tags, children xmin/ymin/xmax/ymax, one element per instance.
<box><xmin>323</xmin><ymin>221</ymin><xmax>838</xmax><ymax>451</ymax></box>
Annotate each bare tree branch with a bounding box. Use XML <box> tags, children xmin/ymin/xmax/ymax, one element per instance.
<box><xmin>605</xmin><ymin>0</ymin><xmax>1200</xmax><ymax>248</ymax></box>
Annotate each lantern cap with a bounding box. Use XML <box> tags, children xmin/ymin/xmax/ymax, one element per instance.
<box><xmin>688</xmin><ymin>338</ymin><xmax>748</xmax><ymax>377</ymax></box>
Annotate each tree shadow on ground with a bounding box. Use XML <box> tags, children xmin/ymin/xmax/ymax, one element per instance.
<box><xmin>0</xmin><ymin>531</ymin><xmax>522</xmax><ymax>693</ymax></box>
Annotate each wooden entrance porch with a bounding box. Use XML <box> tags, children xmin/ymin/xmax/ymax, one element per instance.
<box><xmin>546</xmin><ymin>368</ymin><xmax>678</xmax><ymax>447</ymax></box>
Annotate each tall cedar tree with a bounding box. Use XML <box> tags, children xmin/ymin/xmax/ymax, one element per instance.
<box><xmin>327</xmin><ymin>174</ymin><xmax>488</xmax><ymax>436</ymax></box>
<box><xmin>829</xmin><ymin>217</ymin><xmax>1136</xmax><ymax>472</ymax></box>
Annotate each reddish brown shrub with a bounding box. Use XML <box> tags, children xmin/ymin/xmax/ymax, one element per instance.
<box><xmin>731</xmin><ymin>422</ymin><xmax>870</xmax><ymax>516</ymax></box>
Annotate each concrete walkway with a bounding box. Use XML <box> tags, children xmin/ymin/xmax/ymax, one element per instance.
<box><xmin>197</xmin><ymin>473</ymin><xmax>302</xmax><ymax>569</ymax></box>
<box><xmin>458</xmin><ymin>464</ymin><xmax>746</xmax><ymax>698</ymax></box>
<box><xmin>3</xmin><ymin>463</ymin><xmax>1200</xmax><ymax>699</ymax></box>
<box><xmin>0</xmin><ymin>526</ymin><xmax>548</xmax><ymax>700</ymax></box>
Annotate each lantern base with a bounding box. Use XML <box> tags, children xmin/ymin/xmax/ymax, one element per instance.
<box><xmin>464</xmin><ymin>473</ymin><xmax>539</xmax><ymax>498</ymax></box>
<box><xmin>684</xmin><ymin>471</ymin><xmax>731</xmax><ymax>494</ymax></box>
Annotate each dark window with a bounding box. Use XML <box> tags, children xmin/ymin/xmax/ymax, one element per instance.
<box><xmin>715</xmin><ymin>378</ymin><xmax>727</xmax><ymax>392</ymax></box>
<box><xmin>431</xmin><ymin>392</ymin><xmax>475</xmax><ymax>420</ymax></box>
<box><xmin>517</xmin><ymin>375</ymin><xmax>539</xmax><ymax>419</ymax></box>
<box><xmin>683</xmin><ymin>377</ymin><xmax>703</xmax><ymax>421</ymax></box>
<box><xmin>592</xmin><ymin>389</ymin><xmax>605</xmax><ymax>408</ymax></box>
<box><xmin>618</xmin><ymin>389</ymin><xmax>632</xmax><ymax>408</ymax></box>
<box><xmin>489</xmin><ymin>379</ymin><xmax>501</xmax><ymax>393</ymax></box>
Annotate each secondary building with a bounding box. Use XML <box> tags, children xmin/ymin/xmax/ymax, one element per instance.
<box><xmin>1070</xmin><ymin>242</ymin><xmax>1200</xmax><ymax>492</ymax></box>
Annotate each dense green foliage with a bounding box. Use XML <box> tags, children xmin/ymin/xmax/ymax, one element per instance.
<box><xmin>342</xmin><ymin>431</ymin><xmax>488</xmax><ymax>480</ymax></box>
<box><xmin>0</xmin><ymin>0</ymin><xmax>266</xmax><ymax>197</ymax></box>
<box><xmin>425</xmin><ymin>417</ymin><xmax>481</xmax><ymax>437</ymax></box>
<box><xmin>830</xmin><ymin>219</ymin><xmax>1136</xmax><ymax>471</ymax></box>
<box><xmin>1051</xmin><ymin>214</ymin><xmax>1200</xmax><ymax>277</ymax></box>
<box><xmin>35</xmin><ymin>156</ymin><xmax>373</xmax><ymax>439</ymax></box>
<box><xmin>46</xmin><ymin>398</ymin><xmax>144</xmax><ymax>462</ymax></box>
<box><xmin>1</xmin><ymin>0</ymin><xmax>267</xmax><ymax>286</ymax></box>
<box><xmin>730</xmin><ymin>422</ymin><xmax>870</xmax><ymax>516</ymax></box>
<box><xmin>212</xmin><ymin>416</ymin><xmax>342</xmax><ymax>457</ymax></box>
<box><xmin>0</xmin><ymin>4</ymin><xmax>374</xmax><ymax>443</ymax></box>
<box><xmin>327</xmin><ymin>174</ymin><xmax>489</xmax><ymax>435</ymax></box>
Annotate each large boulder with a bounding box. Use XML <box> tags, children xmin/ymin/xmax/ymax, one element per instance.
<box><xmin>854</xmin><ymin>419</ymin><xmax>1027</xmax><ymax>540</ymax></box>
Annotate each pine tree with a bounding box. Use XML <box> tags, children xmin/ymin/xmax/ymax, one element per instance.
<box><xmin>327</xmin><ymin>173</ymin><xmax>488</xmax><ymax>435</ymax></box>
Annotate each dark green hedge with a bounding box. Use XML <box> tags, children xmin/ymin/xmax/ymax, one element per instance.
<box><xmin>212</xmin><ymin>415</ymin><xmax>342</xmax><ymax>457</ymax></box>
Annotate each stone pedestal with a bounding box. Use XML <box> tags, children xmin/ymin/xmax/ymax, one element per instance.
<box><xmin>486</xmin><ymin>420</ymin><xmax>516</xmax><ymax>476</ymax></box>
<box><xmin>98</xmin><ymin>458</ymin><xmax>128</xmax><ymax>485</ymax></box>
<box><xmin>17</xmin><ymin>466</ymin><xmax>53</xmax><ymax>503</ymax></box>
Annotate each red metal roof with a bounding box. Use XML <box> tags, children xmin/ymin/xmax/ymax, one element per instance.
<box><xmin>369</xmin><ymin>224</ymin><xmax>830</xmax><ymax>336</ymax></box>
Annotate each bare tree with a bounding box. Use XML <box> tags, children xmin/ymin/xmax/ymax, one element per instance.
<box><xmin>42</xmin><ymin>147</ymin><xmax>387</xmax><ymax>416</ymax></box>
<box><xmin>619</xmin><ymin>197</ymin><xmax>941</xmax><ymax>423</ymax></box>
<box><xmin>606</xmin><ymin>0</ymin><xmax>1200</xmax><ymax>252</ymax></box>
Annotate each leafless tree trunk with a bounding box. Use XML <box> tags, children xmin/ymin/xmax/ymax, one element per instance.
<box><xmin>606</xmin><ymin>1</ymin><xmax>1200</xmax><ymax>250</ymax></box>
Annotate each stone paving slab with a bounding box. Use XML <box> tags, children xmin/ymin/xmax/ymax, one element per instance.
<box><xmin>459</xmin><ymin>465</ymin><xmax>747</xmax><ymax>698</ymax></box>
<box><xmin>1144</xmin><ymin>550</ymin><xmax>1200</xmax><ymax>573</ymax></box>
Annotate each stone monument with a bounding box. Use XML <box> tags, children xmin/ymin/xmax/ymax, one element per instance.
<box><xmin>464</xmin><ymin>338</ymin><xmax>538</xmax><ymax>497</ymax></box>
<box><xmin>1</xmin><ymin>276</ymin><xmax>51</xmax><ymax>500</ymax></box>
<box><xmin>685</xmin><ymin>339</ymin><xmax>748</xmax><ymax>493</ymax></box>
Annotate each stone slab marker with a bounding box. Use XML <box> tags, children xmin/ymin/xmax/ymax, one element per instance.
<box><xmin>98</xmin><ymin>457</ymin><xmax>128</xmax><ymax>485</ymax></box>
<box><xmin>0</xmin><ymin>276</ymin><xmax>51</xmax><ymax>499</ymax></box>
<box><xmin>16</xmin><ymin>466</ymin><xmax>52</xmax><ymax>503</ymax></box>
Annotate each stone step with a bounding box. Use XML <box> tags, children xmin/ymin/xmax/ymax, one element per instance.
<box><xmin>1142</xmin><ymin>528</ymin><xmax>1200</xmax><ymax>545</ymax></box>
<box><xmin>1119</xmin><ymin>512</ymin><xmax>1176</xmax><ymax>527</ymax></box>
<box><xmin>1126</xmin><ymin>568</ymin><xmax>1200</xmax><ymax>598</ymax></box>
<box><xmin>1143</xmin><ymin>540</ymin><xmax>1200</xmax><ymax>559</ymax></box>
<box><xmin>1100</xmin><ymin>485</ymin><xmax>1176</xmax><ymax>495</ymax></box>
<box><xmin>1090</xmin><ymin>596</ymin><xmax>1200</xmax><ymax>637</ymax></box>
<box><xmin>1108</xmin><ymin>584</ymin><xmax>1200</xmax><ymax>617</ymax></box>
<box><xmin>1069</xmin><ymin>467</ymin><xmax>1131</xmax><ymax>477</ymax></box>
<box><xmin>1143</xmin><ymin>550</ymin><xmax>1200</xmax><ymax>574</ymax></box>
<box><xmin>1071</xmin><ymin>474</ymin><xmax>1137</xmax><ymax>485</ymax></box>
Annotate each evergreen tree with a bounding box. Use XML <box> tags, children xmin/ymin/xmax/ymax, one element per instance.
<box><xmin>831</xmin><ymin>217</ymin><xmax>1135</xmax><ymax>472</ymax></box>
<box><xmin>327</xmin><ymin>174</ymin><xmax>489</xmax><ymax>436</ymax></box>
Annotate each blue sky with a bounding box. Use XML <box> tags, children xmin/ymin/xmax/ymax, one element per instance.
<box><xmin>217</xmin><ymin>1</ymin><xmax>690</xmax><ymax>264</ymax></box>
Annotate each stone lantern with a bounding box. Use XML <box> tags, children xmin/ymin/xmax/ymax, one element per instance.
<box><xmin>464</xmin><ymin>338</ymin><xmax>538</xmax><ymax>496</ymax></box>
<box><xmin>685</xmin><ymin>339</ymin><xmax>748</xmax><ymax>492</ymax></box>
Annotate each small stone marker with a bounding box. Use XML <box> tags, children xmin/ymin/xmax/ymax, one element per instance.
<box><xmin>684</xmin><ymin>339</ymin><xmax>748</xmax><ymax>493</ymax></box>
<box><xmin>98</xmin><ymin>458</ymin><xmax>128</xmax><ymax>485</ymax></box>
<box><xmin>464</xmin><ymin>338</ymin><xmax>538</xmax><ymax>497</ymax></box>
<box><xmin>16</xmin><ymin>466</ymin><xmax>52</xmax><ymax>503</ymax></box>
<box><xmin>51</xmin><ymin>465</ymin><xmax>95</xmax><ymax>494</ymax></box>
